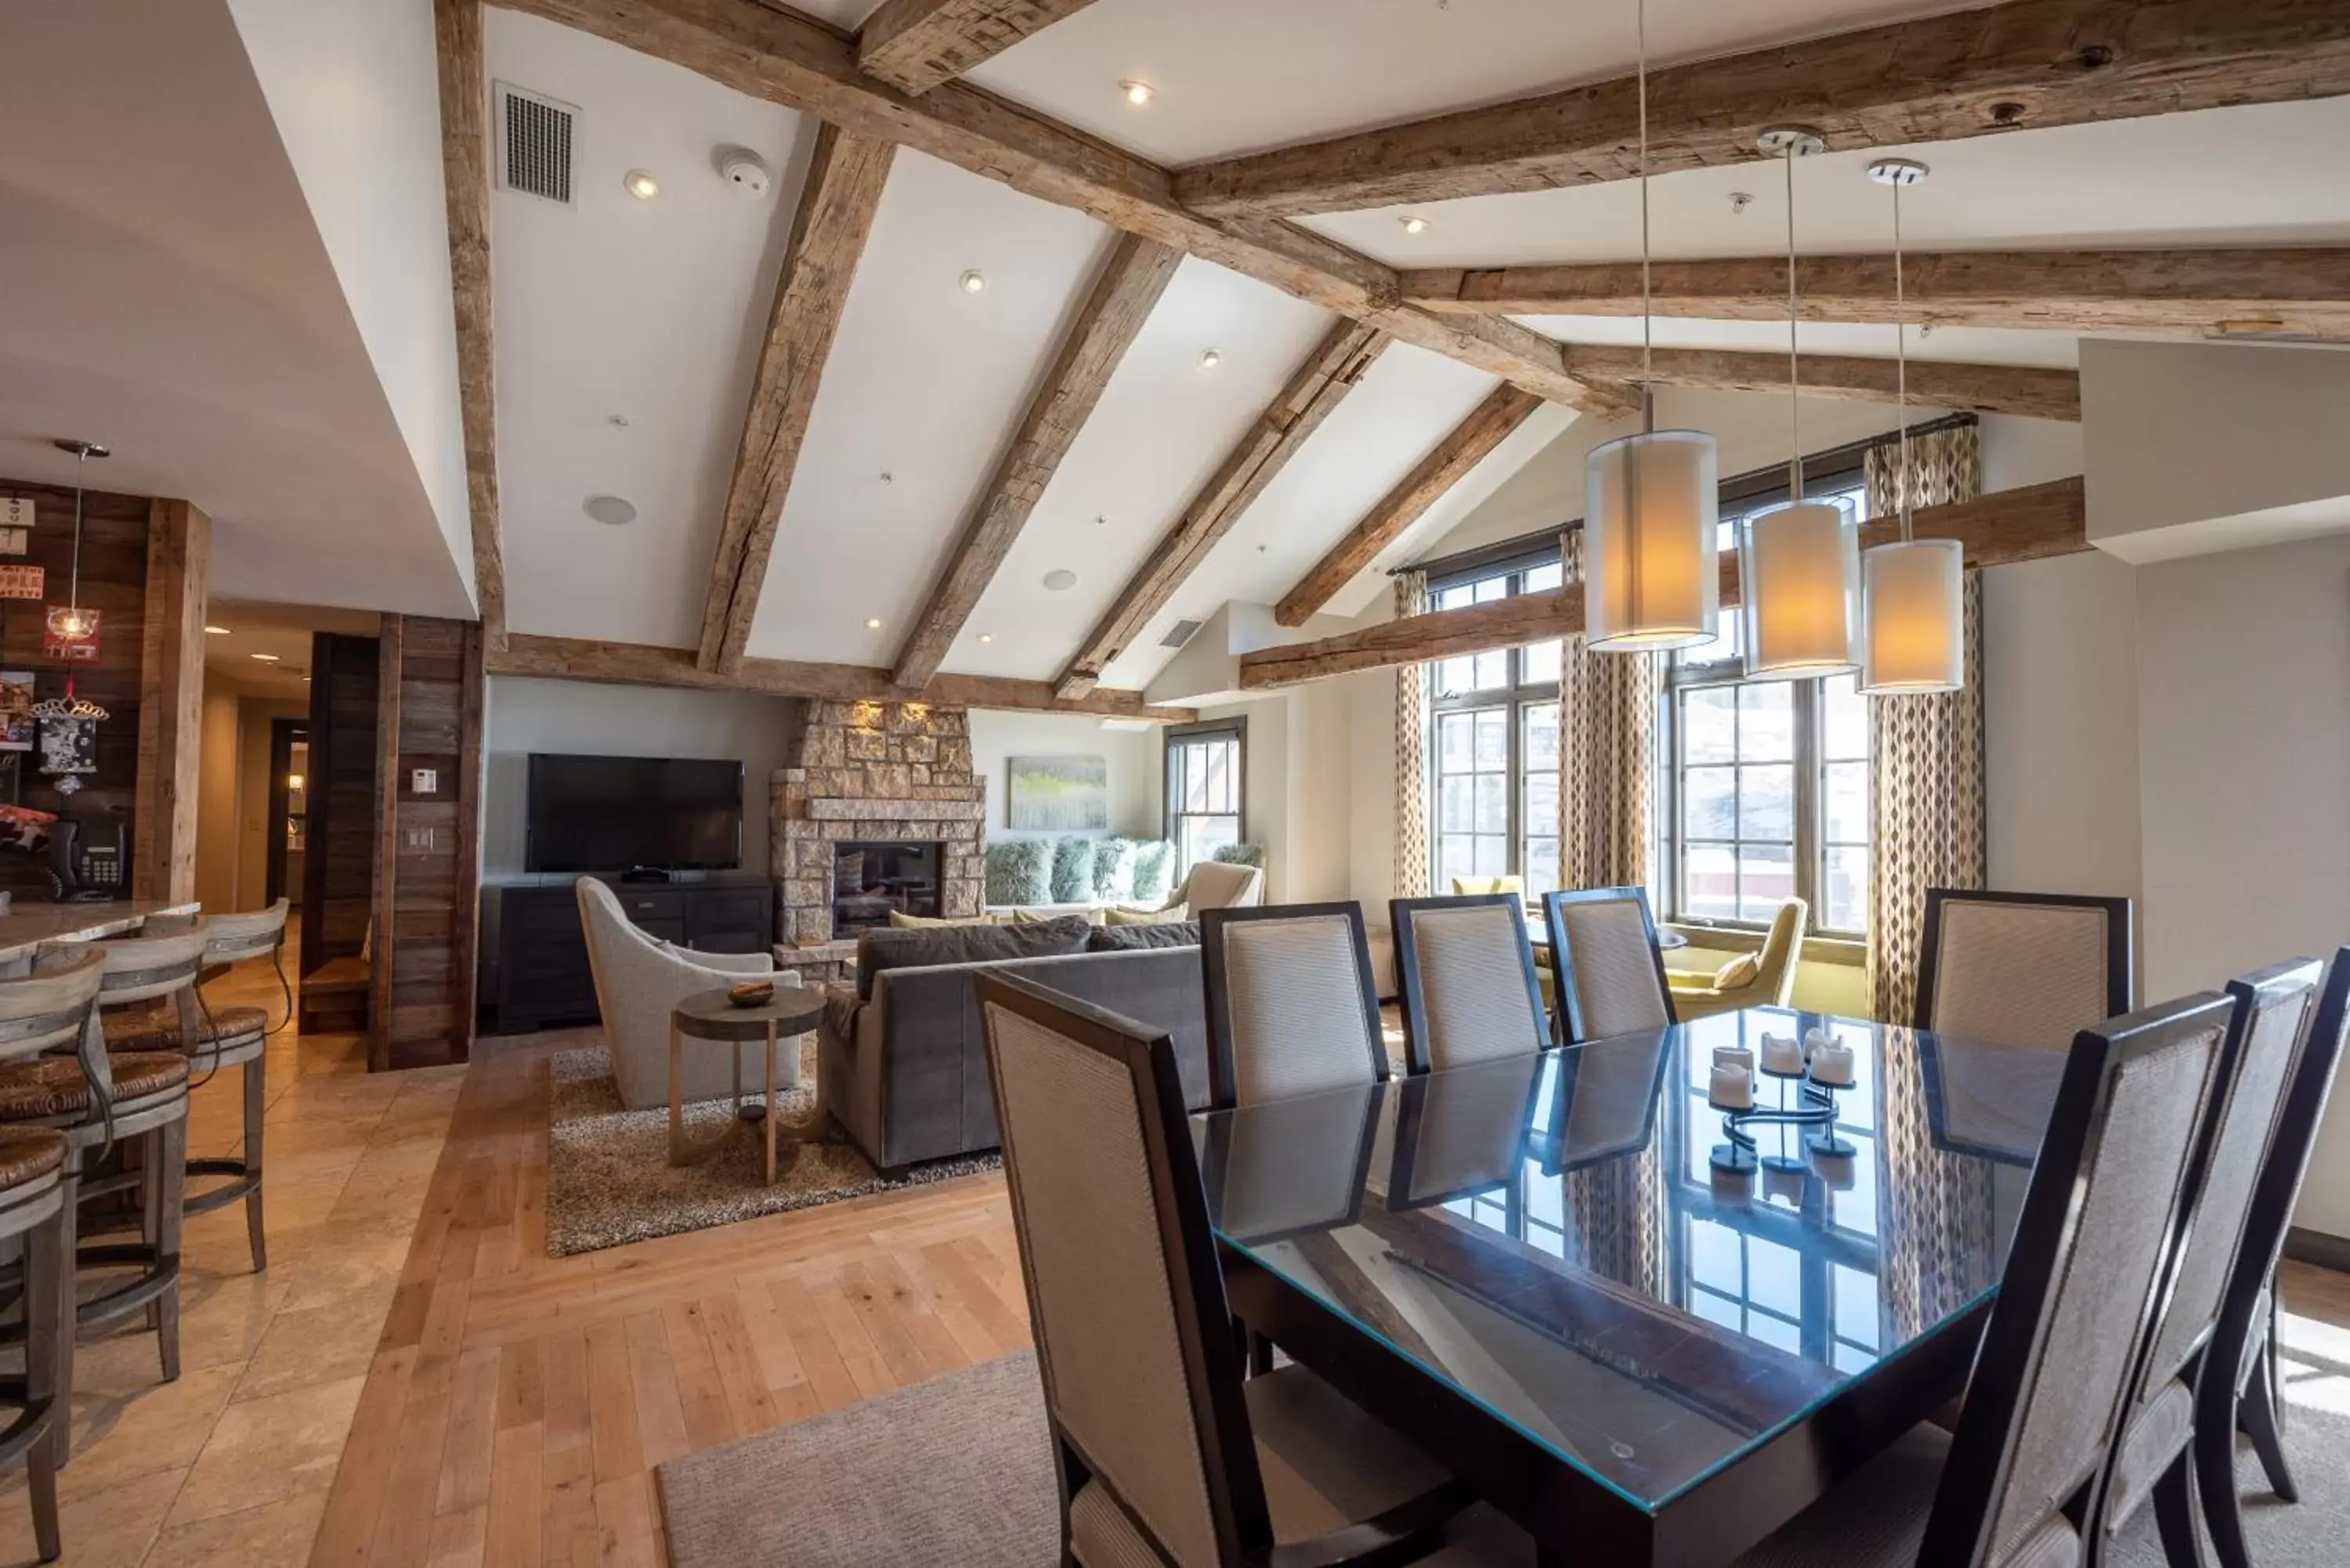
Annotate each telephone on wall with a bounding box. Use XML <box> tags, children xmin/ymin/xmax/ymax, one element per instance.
<box><xmin>47</xmin><ymin>812</ymin><xmax>125</xmax><ymax>902</ymax></box>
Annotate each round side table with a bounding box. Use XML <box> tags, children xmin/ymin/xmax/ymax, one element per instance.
<box><xmin>670</xmin><ymin>985</ymin><xmax>826</xmax><ymax>1185</ymax></box>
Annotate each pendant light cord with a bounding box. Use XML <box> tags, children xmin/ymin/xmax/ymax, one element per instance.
<box><xmin>1894</xmin><ymin>176</ymin><xmax>1913</xmax><ymax>542</ymax></box>
<box><xmin>1637</xmin><ymin>0</ymin><xmax>1652</xmax><ymax>431</ymax></box>
<box><xmin>68</xmin><ymin>448</ymin><xmax>85</xmax><ymax>622</ymax></box>
<box><xmin>1785</xmin><ymin>148</ymin><xmax>1802</xmax><ymax>500</ymax></box>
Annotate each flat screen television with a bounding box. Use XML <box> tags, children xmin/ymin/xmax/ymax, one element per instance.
<box><xmin>525</xmin><ymin>753</ymin><xmax>744</xmax><ymax>874</ymax></box>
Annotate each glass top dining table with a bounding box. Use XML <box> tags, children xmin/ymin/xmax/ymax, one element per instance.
<box><xmin>1191</xmin><ymin>1006</ymin><xmax>2067</xmax><ymax>1566</ymax></box>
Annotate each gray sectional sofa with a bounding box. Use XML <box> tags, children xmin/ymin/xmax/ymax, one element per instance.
<box><xmin>817</xmin><ymin>916</ymin><xmax>1208</xmax><ymax>1172</ymax></box>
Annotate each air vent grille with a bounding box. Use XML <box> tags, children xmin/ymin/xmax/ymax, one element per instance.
<box><xmin>1160</xmin><ymin>620</ymin><xmax>1205</xmax><ymax>650</ymax></box>
<box><xmin>496</xmin><ymin>83</ymin><xmax>577</xmax><ymax>205</ymax></box>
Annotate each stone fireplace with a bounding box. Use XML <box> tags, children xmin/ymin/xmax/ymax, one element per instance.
<box><xmin>772</xmin><ymin>702</ymin><xmax>983</xmax><ymax>963</ymax></box>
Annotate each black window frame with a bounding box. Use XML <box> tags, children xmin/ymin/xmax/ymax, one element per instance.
<box><xmin>1163</xmin><ymin>717</ymin><xmax>1247</xmax><ymax>875</ymax></box>
<box><xmin>1426</xmin><ymin>550</ymin><xmax>1564</xmax><ymax>898</ymax></box>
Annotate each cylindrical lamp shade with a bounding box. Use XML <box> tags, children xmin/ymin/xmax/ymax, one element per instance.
<box><xmin>1860</xmin><ymin>537</ymin><xmax>1965</xmax><ymax>693</ymax></box>
<box><xmin>1583</xmin><ymin>429</ymin><xmax>1719</xmax><ymax>651</ymax></box>
<box><xmin>1737</xmin><ymin>500</ymin><xmax>1859</xmax><ymax>680</ymax></box>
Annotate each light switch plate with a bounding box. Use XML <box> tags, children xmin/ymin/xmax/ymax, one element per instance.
<box><xmin>410</xmin><ymin>768</ymin><xmax>438</xmax><ymax>794</ymax></box>
<box><xmin>405</xmin><ymin>826</ymin><xmax>435</xmax><ymax>851</ymax></box>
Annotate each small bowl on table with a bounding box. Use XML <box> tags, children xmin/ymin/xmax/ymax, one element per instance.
<box><xmin>726</xmin><ymin>980</ymin><xmax>776</xmax><ymax>1009</ymax></box>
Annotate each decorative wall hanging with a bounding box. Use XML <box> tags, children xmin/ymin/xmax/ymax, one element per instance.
<box><xmin>0</xmin><ymin>567</ymin><xmax>43</xmax><ymax>601</ymax></box>
<box><xmin>0</xmin><ymin>674</ymin><xmax>34</xmax><ymax>752</ymax></box>
<box><xmin>41</xmin><ymin>605</ymin><xmax>99</xmax><ymax>662</ymax></box>
<box><xmin>1007</xmin><ymin>755</ymin><xmax>1108</xmax><ymax>832</ymax></box>
<box><xmin>31</xmin><ymin>440</ymin><xmax>111</xmax><ymax>794</ymax></box>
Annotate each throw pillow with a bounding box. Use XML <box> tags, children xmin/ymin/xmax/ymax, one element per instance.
<box><xmin>1090</xmin><ymin>837</ymin><xmax>1134</xmax><ymax>901</ymax></box>
<box><xmin>1450</xmin><ymin>875</ymin><xmax>1524</xmax><ymax>896</ymax></box>
<box><xmin>983</xmin><ymin>838</ymin><xmax>1051</xmax><ymax>907</ymax></box>
<box><xmin>1712</xmin><ymin>952</ymin><xmax>1762</xmax><ymax>990</ymax></box>
<box><xmin>1210</xmin><ymin>842</ymin><xmax>1265</xmax><ymax>869</ymax></box>
<box><xmin>833</xmin><ymin>850</ymin><xmax>866</xmax><ymax>896</ymax></box>
<box><xmin>1129</xmin><ymin>839</ymin><xmax>1175</xmax><ymax>901</ymax></box>
<box><xmin>888</xmin><ymin>910</ymin><xmax>998</xmax><ymax>928</ymax></box>
<box><xmin>1104</xmin><ymin>905</ymin><xmax>1185</xmax><ymax>926</ymax></box>
<box><xmin>1087</xmin><ymin>921</ymin><xmax>1202</xmax><ymax>952</ymax></box>
<box><xmin>1012</xmin><ymin>905</ymin><xmax>1107</xmax><ymax>926</ymax></box>
<box><xmin>854</xmin><ymin>915</ymin><xmax>1094</xmax><ymax>1001</ymax></box>
<box><xmin>1050</xmin><ymin>837</ymin><xmax>1096</xmax><ymax>903</ymax></box>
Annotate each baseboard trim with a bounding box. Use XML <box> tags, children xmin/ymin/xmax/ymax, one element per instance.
<box><xmin>2284</xmin><ymin>1226</ymin><xmax>2350</xmax><ymax>1274</ymax></box>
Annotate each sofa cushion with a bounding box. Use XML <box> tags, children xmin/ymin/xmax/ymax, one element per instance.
<box><xmin>855</xmin><ymin>915</ymin><xmax>1094</xmax><ymax>1000</ymax></box>
<box><xmin>888</xmin><ymin>910</ymin><xmax>1000</xmax><ymax>928</ymax></box>
<box><xmin>1104</xmin><ymin>905</ymin><xmax>1183</xmax><ymax>927</ymax></box>
<box><xmin>1088</xmin><ymin>920</ymin><xmax>1201</xmax><ymax>952</ymax></box>
<box><xmin>1012</xmin><ymin>905</ymin><xmax>1107</xmax><ymax>927</ymax></box>
<box><xmin>982</xmin><ymin>839</ymin><xmax>1052</xmax><ymax>906</ymax></box>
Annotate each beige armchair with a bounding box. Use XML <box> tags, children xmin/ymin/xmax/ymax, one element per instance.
<box><xmin>1146</xmin><ymin>858</ymin><xmax>1264</xmax><ymax>918</ymax></box>
<box><xmin>575</xmin><ymin>879</ymin><xmax>791</xmax><ymax>1111</ymax></box>
<box><xmin>1668</xmin><ymin>898</ymin><xmax>1807</xmax><ymax>1021</ymax></box>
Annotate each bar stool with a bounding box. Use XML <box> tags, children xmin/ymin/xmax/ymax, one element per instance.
<box><xmin>0</xmin><ymin>922</ymin><xmax>204</xmax><ymax>1389</ymax></box>
<box><xmin>101</xmin><ymin>901</ymin><xmax>287</xmax><ymax>1271</ymax></box>
<box><xmin>0</xmin><ymin>949</ymin><xmax>102</xmax><ymax>1561</ymax></box>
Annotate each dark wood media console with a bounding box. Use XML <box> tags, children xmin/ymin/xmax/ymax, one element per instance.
<box><xmin>483</xmin><ymin>875</ymin><xmax>774</xmax><ymax>1031</ymax></box>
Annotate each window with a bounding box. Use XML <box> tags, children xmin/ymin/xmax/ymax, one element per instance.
<box><xmin>1657</xmin><ymin>472</ymin><xmax>1873</xmax><ymax>937</ymax></box>
<box><xmin>1165</xmin><ymin>721</ymin><xmax>1243</xmax><ymax>875</ymax></box>
<box><xmin>1430</xmin><ymin>556</ymin><xmax>1563</xmax><ymax>898</ymax></box>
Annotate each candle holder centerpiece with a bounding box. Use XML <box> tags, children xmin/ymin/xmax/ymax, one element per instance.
<box><xmin>1708</xmin><ymin>1027</ymin><xmax>1856</xmax><ymax>1178</ymax></box>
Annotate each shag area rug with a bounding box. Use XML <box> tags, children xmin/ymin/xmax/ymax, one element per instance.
<box><xmin>543</xmin><ymin>1045</ymin><xmax>999</xmax><ymax>1256</ymax></box>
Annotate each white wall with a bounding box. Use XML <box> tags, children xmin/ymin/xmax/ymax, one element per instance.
<box><xmin>226</xmin><ymin>0</ymin><xmax>474</xmax><ymax>603</ymax></box>
<box><xmin>967</xmin><ymin>710</ymin><xmax>1158</xmax><ymax>840</ymax></box>
<box><xmin>483</xmin><ymin>677</ymin><xmax>800</xmax><ymax>879</ymax></box>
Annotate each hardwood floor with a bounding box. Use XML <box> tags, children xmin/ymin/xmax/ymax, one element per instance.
<box><xmin>5</xmin><ymin>952</ymin><xmax>2346</xmax><ymax>1567</ymax></box>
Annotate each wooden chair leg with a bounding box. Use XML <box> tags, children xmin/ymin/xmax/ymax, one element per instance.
<box><xmin>51</xmin><ymin>1165</ymin><xmax>75</xmax><ymax>1470</ymax></box>
<box><xmin>2240</xmin><ymin>1339</ymin><xmax>2296</xmax><ymax>1502</ymax></box>
<box><xmin>154</xmin><ymin>1118</ymin><xmax>185</xmax><ymax>1383</ymax></box>
<box><xmin>243</xmin><ymin>1057</ymin><xmax>267</xmax><ymax>1273</ymax></box>
<box><xmin>24</xmin><ymin>1200</ymin><xmax>62</xmax><ymax>1563</ymax></box>
<box><xmin>2150</xmin><ymin>1451</ymin><xmax>2208</xmax><ymax>1568</ymax></box>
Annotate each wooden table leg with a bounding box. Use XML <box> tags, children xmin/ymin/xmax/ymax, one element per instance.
<box><xmin>764</xmin><ymin>1023</ymin><xmax>781</xmax><ymax>1183</ymax></box>
<box><xmin>667</xmin><ymin>1020</ymin><xmax>686</xmax><ymax>1166</ymax></box>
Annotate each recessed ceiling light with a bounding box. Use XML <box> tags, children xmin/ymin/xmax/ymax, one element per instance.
<box><xmin>1042</xmin><ymin>569</ymin><xmax>1079</xmax><ymax>592</ymax></box>
<box><xmin>583</xmin><ymin>495</ymin><xmax>638</xmax><ymax>526</ymax></box>
<box><xmin>623</xmin><ymin>168</ymin><xmax>660</xmax><ymax>200</ymax></box>
<box><xmin>978</xmin><ymin>633</ymin><xmax>994</xmax><ymax>644</ymax></box>
<box><xmin>1120</xmin><ymin>80</ymin><xmax>1154</xmax><ymax>107</ymax></box>
<box><xmin>204</xmin><ymin>625</ymin><xmax>230</xmax><ymax>635</ymax></box>
<box><xmin>251</xmin><ymin>652</ymin><xmax>280</xmax><ymax>663</ymax></box>
<box><xmin>865</xmin><ymin>617</ymin><xmax>883</xmax><ymax>630</ymax></box>
<box><xmin>1400</xmin><ymin>215</ymin><xmax>1430</xmax><ymax>235</ymax></box>
<box><xmin>960</xmin><ymin>270</ymin><xmax>987</xmax><ymax>294</ymax></box>
<box><xmin>1198</xmin><ymin>349</ymin><xmax>1222</xmax><ymax>370</ymax></box>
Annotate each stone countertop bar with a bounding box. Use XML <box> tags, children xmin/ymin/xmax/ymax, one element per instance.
<box><xmin>0</xmin><ymin>898</ymin><xmax>203</xmax><ymax>966</ymax></box>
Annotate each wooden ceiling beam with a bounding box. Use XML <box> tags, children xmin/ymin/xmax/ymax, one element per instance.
<box><xmin>1274</xmin><ymin>385</ymin><xmax>1544</xmax><ymax>628</ymax></box>
<box><xmin>1402</xmin><ymin>250</ymin><xmax>2350</xmax><ymax>340</ymax></box>
<box><xmin>490</xmin><ymin>633</ymin><xmax>1198</xmax><ymax>721</ymax></box>
<box><xmin>1238</xmin><ymin>476</ymin><xmax>2088</xmax><ymax>688</ymax></box>
<box><xmin>1054</xmin><ymin>321</ymin><xmax>1389</xmax><ymax>699</ymax></box>
<box><xmin>1567</xmin><ymin>345</ymin><xmax>2081</xmax><ymax>421</ymax></box>
<box><xmin>1175</xmin><ymin>0</ymin><xmax>2350</xmax><ymax>219</ymax></box>
<box><xmin>490</xmin><ymin>0</ymin><xmax>1631</xmax><ymax>414</ymax></box>
<box><xmin>434</xmin><ymin>0</ymin><xmax>507</xmax><ymax>649</ymax></box>
<box><xmin>892</xmin><ymin>234</ymin><xmax>1181</xmax><ymax>688</ymax></box>
<box><xmin>699</xmin><ymin>123</ymin><xmax>895</xmax><ymax>674</ymax></box>
<box><xmin>857</xmin><ymin>0</ymin><xmax>1101</xmax><ymax>95</ymax></box>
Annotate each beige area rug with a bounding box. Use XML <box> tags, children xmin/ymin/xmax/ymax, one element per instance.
<box><xmin>542</xmin><ymin>1045</ymin><xmax>999</xmax><ymax>1256</ymax></box>
<box><xmin>657</xmin><ymin>1342</ymin><xmax>2350</xmax><ymax>1568</ymax></box>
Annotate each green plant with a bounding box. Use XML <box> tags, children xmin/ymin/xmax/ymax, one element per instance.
<box><xmin>1050</xmin><ymin>836</ymin><xmax>1096</xmax><ymax>902</ymax></box>
<box><xmin>984</xmin><ymin>838</ymin><xmax>1051</xmax><ymax>906</ymax></box>
<box><xmin>1211</xmin><ymin>842</ymin><xmax>1266</xmax><ymax>869</ymax></box>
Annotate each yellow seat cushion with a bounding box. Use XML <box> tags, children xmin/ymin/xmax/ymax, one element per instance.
<box><xmin>887</xmin><ymin>911</ymin><xmax>1000</xmax><ymax>929</ymax></box>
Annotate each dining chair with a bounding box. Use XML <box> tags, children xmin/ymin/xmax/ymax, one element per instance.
<box><xmin>2092</xmin><ymin>959</ymin><xmax>2319</xmax><ymax>1567</ymax></box>
<box><xmin>102</xmin><ymin>899</ymin><xmax>290</xmax><ymax>1271</ymax></box>
<box><xmin>1914</xmin><ymin>889</ymin><xmax>2132</xmax><ymax>1050</ymax></box>
<box><xmin>975</xmin><ymin>968</ymin><xmax>1523</xmax><ymax>1568</ymax></box>
<box><xmin>1723</xmin><ymin>988</ymin><xmax>2232</xmax><ymax>1568</ymax></box>
<box><xmin>2197</xmin><ymin>948</ymin><xmax>2350</xmax><ymax>1568</ymax></box>
<box><xmin>1668</xmin><ymin>898</ymin><xmax>1806</xmax><ymax>1021</ymax></box>
<box><xmin>1199</xmin><ymin>903</ymin><xmax>1386</xmax><ymax>1110</ymax></box>
<box><xmin>1539</xmin><ymin>887</ymin><xmax>1675</xmax><ymax>1045</ymax></box>
<box><xmin>1389</xmin><ymin>894</ymin><xmax>1548</xmax><ymax>1073</ymax></box>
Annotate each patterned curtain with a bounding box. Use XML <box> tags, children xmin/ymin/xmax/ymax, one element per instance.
<box><xmin>1864</xmin><ymin>423</ymin><xmax>1986</xmax><ymax>1025</ymax></box>
<box><xmin>1557</xmin><ymin>529</ymin><xmax>1662</xmax><ymax>891</ymax></box>
<box><xmin>1393</xmin><ymin>572</ymin><xmax>1431</xmax><ymax>899</ymax></box>
<box><xmin>1865</xmin><ymin>422</ymin><xmax>1994</xmax><ymax>1339</ymax></box>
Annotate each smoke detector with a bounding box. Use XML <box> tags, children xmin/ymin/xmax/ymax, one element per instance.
<box><xmin>716</xmin><ymin>146</ymin><xmax>772</xmax><ymax>198</ymax></box>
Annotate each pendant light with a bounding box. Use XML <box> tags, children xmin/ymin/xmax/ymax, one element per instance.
<box><xmin>1583</xmin><ymin>0</ymin><xmax>1719</xmax><ymax>652</ymax></box>
<box><xmin>1737</xmin><ymin>128</ymin><xmax>1860</xmax><ymax>681</ymax></box>
<box><xmin>1860</xmin><ymin>157</ymin><xmax>1965</xmax><ymax>694</ymax></box>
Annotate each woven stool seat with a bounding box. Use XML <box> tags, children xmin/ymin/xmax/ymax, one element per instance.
<box><xmin>102</xmin><ymin>1004</ymin><xmax>268</xmax><ymax>1052</ymax></box>
<box><xmin>0</xmin><ymin>1129</ymin><xmax>67</xmax><ymax>1191</ymax></box>
<box><xmin>0</xmin><ymin>1053</ymin><xmax>190</xmax><ymax>1121</ymax></box>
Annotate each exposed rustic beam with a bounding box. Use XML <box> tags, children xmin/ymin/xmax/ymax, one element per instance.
<box><xmin>1274</xmin><ymin>385</ymin><xmax>1544</xmax><ymax>628</ymax></box>
<box><xmin>1176</xmin><ymin>0</ymin><xmax>2350</xmax><ymax>219</ymax></box>
<box><xmin>434</xmin><ymin>0</ymin><xmax>507</xmax><ymax>649</ymax></box>
<box><xmin>1401</xmin><ymin>249</ymin><xmax>2350</xmax><ymax>340</ymax></box>
<box><xmin>490</xmin><ymin>0</ymin><xmax>1630</xmax><ymax>414</ymax></box>
<box><xmin>893</xmin><ymin>235</ymin><xmax>1181</xmax><ymax>688</ymax></box>
<box><xmin>132</xmin><ymin>497</ymin><xmax>210</xmax><ymax>904</ymax></box>
<box><xmin>1238</xmin><ymin>476</ymin><xmax>2088</xmax><ymax>688</ymax></box>
<box><xmin>1054</xmin><ymin>321</ymin><xmax>1388</xmax><ymax>699</ymax></box>
<box><xmin>700</xmin><ymin>123</ymin><xmax>896</xmax><ymax>674</ymax></box>
<box><xmin>490</xmin><ymin>633</ymin><xmax>1198</xmax><ymax>721</ymax></box>
<box><xmin>857</xmin><ymin>0</ymin><xmax>1099</xmax><ymax>94</ymax></box>
<box><xmin>1567</xmin><ymin>345</ymin><xmax>2080</xmax><ymax>421</ymax></box>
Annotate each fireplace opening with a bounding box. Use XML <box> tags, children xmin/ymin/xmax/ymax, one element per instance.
<box><xmin>832</xmin><ymin>840</ymin><xmax>943</xmax><ymax>934</ymax></box>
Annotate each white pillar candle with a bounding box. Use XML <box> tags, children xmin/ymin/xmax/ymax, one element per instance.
<box><xmin>1803</xmin><ymin>1026</ymin><xmax>1835</xmax><ymax>1061</ymax></box>
<box><xmin>1810</xmin><ymin>1042</ymin><xmax>1856</xmax><ymax>1087</ymax></box>
<box><xmin>1708</xmin><ymin>1064</ymin><xmax>1754</xmax><ymax>1110</ymax></box>
<box><xmin>1712</xmin><ymin>1045</ymin><xmax>1755</xmax><ymax>1074</ymax></box>
<box><xmin>1759</xmin><ymin>1033</ymin><xmax>1804</xmax><ymax>1075</ymax></box>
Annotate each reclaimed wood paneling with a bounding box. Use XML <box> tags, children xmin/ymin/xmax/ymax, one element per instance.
<box><xmin>302</xmin><ymin>633</ymin><xmax>382</xmax><ymax>992</ymax></box>
<box><xmin>133</xmin><ymin>497</ymin><xmax>209</xmax><ymax>901</ymax></box>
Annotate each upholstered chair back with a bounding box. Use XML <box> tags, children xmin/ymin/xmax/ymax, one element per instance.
<box><xmin>1748</xmin><ymin>898</ymin><xmax>1808</xmax><ymax>1006</ymax></box>
<box><xmin>1201</xmin><ymin>905</ymin><xmax>1385</xmax><ymax>1109</ymax></box>
<box><xmin>978</xmin><ymin>970</ymin><xmax>1266</xmax><ymax>1567</ymax></box>
<box><xmin>1542</xmin><ymin>887</ymin><xmax>1673</xmax><ymax>1044</ymax></box>
<box><xmin>1390</xmin><ymin>895</ymin><xmax>1546</xmax><ymax>1073</ymax></box>
<box><xmin>1180</xmin><ymin>860</ymin><xmax>1264</xmax><ymax>914</ymax></box>
<box><xmin>1925</xmin><ymin>991</ymin><xmax>2229</xmax><ymax>1568</ymax></box>
<box><xmin>0</xmin><ymin>947</ymin><xmax>104</xmax><ymax>1065</ymax></box>
<box><xmin>199</xmin><ymin>899</ymin><xmax>291</xmax><ymax>965</ymax></box>
<box><xmin>1918</xmin><ymin>890</ymin><xmax>2131</xmax><ymax>1050</ymax></box>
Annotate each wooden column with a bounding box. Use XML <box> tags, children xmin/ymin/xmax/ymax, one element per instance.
<box><xmin>132</xmin><ymin>497</ymin><xmax>209</xmax><ymax>902</ymax></box>
<box><xmin>302</xmin><ymin>633</ymin><xmax>382</xmax><ymax>996</ymax></box>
